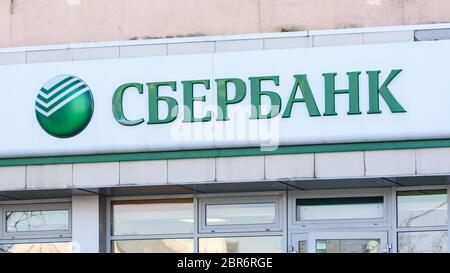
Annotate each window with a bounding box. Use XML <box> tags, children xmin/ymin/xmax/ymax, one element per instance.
<box><xmin>398</xmin><ymin>231</ymin><xmax>448</xmax><ymax>253</ymax></box>
<box><xmin>0</xmin><ymin>242</ymin><xmax>72</xmax><ymax>253</ymax></box>
<box><xmin>396</xmin><ymin>189</ymin><xmax>448</xmax><ymax>253</ymax></box>
<box><xmin>315</xmin><ymin>239</ymin><xmax>380</xmax><ymax>253</ymax></box>
<box><xmin>112</xmin><ymin>239</ymin><xmax>193</xmax><ymax>253</ymax></box>
<box><xmin>0</xmin><ymin>202</ymin><xmax>72</xmax><ymax>253</ymax></box>
<box><xmin>112</xmin><ymin>199</ymin><xmax>194</xmax><ymax>235</ymax></box>
<box><xmin>109</xmin><ymin>195</ymin><xmax>285</xmax><ymax>253</ymax></box>
<box><xmin>110</xmin><ymin>198</ymin><xmax>194</xmax><ymax>253</ymax></box>
<box><xmin>298</xmin><ymin>240</ymin><xmax>307</xmax><ymax>253</ymax></box>
<box><xmin>6</xmin><ymin>210</ymin><xmax>69</xmax><ymax>232</ymax></box>
<box><xmin>296</xmin><ymin>196</ymin><xmax>384</xmax><ymax>221</ymax></box>
<box><xmin>206</xmin><ymin>203</ymin><xmax>276</xmax><ymax>226</ymax></box>
<box><xmin>200</xmin><ymin>196</ymin><xmax>282</xmax><ymax>232</ymax></box>
<box><xmin>199</xmin><ymin>236</ymin><xmax>283</xmax><ymax>253</ymax></box>
<box><xmin>197</xmin><ymin>196</ymin><xmax>284</xmax><ymax>253</ymax></box>
<box><xmin>397</xmin><ymin>190</ymin><xmax>448</xmax><ymax>228</ymax></box>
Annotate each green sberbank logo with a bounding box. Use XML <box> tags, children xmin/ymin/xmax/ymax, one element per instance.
<box><xmin>35</xmin><ymin>75</ymin><xmax>94</xmax><ymax>138</ymax></box>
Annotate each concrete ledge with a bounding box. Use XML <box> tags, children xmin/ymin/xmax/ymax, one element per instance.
<box><xmin>265</xmin><ymin>154</ymin><xmax>314</xmax><ymax>180</ymax></box>
<box><xmin>264</xmin><ymin>37</ymin><xmax>313</xmax><ymax>49</ymax></box>
<box><xmin>313</xmin><ymin>33</ymin><xmax>363</xmax><ymax>47</ymax></box>
<box><xmin>119</xmin><ymin>44</ymin><xmax>167</xmax><ymax>58</ymax></box>
<box><xmin>73</xmin><ymin>47</ymin><xmax>120</xmax><ymax>61</ymax></box>
<box><xmin>2</xmin><ymin>147</ymin><xmax>450</xmax><ymax>191</ymax></box>
<box><xmin>73</xmin><ymin>162</ymin><xmax>119</xmax><ymax>187</ymax></box>
<box><xmin>0</xmin><ymin>52</ymin><xmax>26</xmax><ymax>65</ymax></box>
<box><xmin>363</xmin><ymin>31</ymin><xmax>414</xmax><ymax>44</ymax></box>
<box><xmin>417</xmin><ymin>147</ymin><xmax>450</xmax><ymax>174</ymax></box>
<box><xmin>120</xmin><ymin>160</ymin><xmax>167</xmax><ymax>185</ymax></box>
<box><xmin>216</xmin><ymin>156</ymin><xmax>264</xmax><ymax>181</ymax></box>
<box><xmin>168</xmin><ymin>42</ymin><xmax>214</xmax><ymax>55</ymax></box>
<box><xmin>2</xmin><ymin>23</ymin><xmax>449</xmax><ymax>54</ymax></box>
<box><xmin>0</xmin><ymin>166</ymin><xmax>26</xmax><ymax>191</ymax></box>
<box><xmin>26</xmin><ymin>164</ymin><xmax>73</xmax><ymax>189</ymax></box>
<box><xmin>26</xmin><ymin>49</ymin><xmax>72</xmax><ymax>63</ymax></box>
<box><xmin>215</xmin><ymin>39</ymin><xmax>264</xmax><ymax>52</ymax></box>
<box><xmin>315</xmin><ymin>152</ymin><xmax>365</xmax><ymax>178</ymax></box>
<box><xmin>365</xmin><ymin>149</ymin><xmax>416</xmax><ymax>176</ymax></box>
<box><xmin>168</xmin><ymin>158</ymin><xmax>215</xmax><ymax>183</ymax></box>
<box><xmin>3</xmin><ymin>25</ymin><xmax>444</xmax><ymax>63</ymax></box>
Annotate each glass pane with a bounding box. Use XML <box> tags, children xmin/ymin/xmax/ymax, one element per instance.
<box><xmin>199</xmin><ymin>236</ymin><xmax>283</xmax><ymax>253</ymax></box>
<box><xmin>0</xmin><ymin>242</ymin><xmax>72</xmax><ymax>253</ymax></box>
<box><xmin>206</xmin><ymin>203</ymin><xmax>276</xmax><ymax>226</ymax></box>
<box><xmin>296</xmin><ymin>197</ymin><xmax>384</xmax><ymax>221</ymax></box>
<box><xmin>398</xmin><ymin>231</ymin><xmax>448</xmax><ymax>253</ymax></box>
<box><xmin>397</xmin><ymin>190</ymin><xmax>448</xmax><ymax>227</ymax></box>
<box><xmin>298</xmin><ymin>241</ymin><xmax>307</xmax><ymax>253</ymax></box>
<box><xmin>6</xmin><ymin>210</ymin><xmax>69</xmax><ymax>232</ymax></box>
<box><xmin>112</xmin><ymin>239</ymin><xmax>193</xmax><ymax>253</ymax></box>
<box><xmin>315</xmin><ymin>239</ymin><xmax>381</xmax><ymax>253</ymax></box>
<box><xmin>112</xmin><ymin>199</ymin><xmax>193</xmax><ymax>235</ymax></box>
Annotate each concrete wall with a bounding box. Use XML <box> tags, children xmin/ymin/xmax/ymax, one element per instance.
<box><xmin>72</xmin><ymin>195</ymin><xmax>100</xmax><ymax>253</ymax></box>
<box><xmin>1</xmin><ymin>0</ymin><xmax>450</xmax><ymax>47</ymax></box>
<box><xmin>2</xmin><ymin>147</ymin><xmax>450</xmax><ymax>191</ymax></box>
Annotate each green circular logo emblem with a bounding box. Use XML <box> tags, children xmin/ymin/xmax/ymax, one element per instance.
<box><xmin>35</xmin><ymin>75</ymin><xmax>94</xmax><ymax>138</ymax></box>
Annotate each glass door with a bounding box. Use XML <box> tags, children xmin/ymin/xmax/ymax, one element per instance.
<box><xmin>291</xmin><ymin>232</ymin><xmax>389</xmax><ymax>253</ymax></box>
<box><xmin>291</xmin><ymin>234</ymin><xmax>308</xmax><ymax>253</ymax></box>
<box><xmin>310</xmin><ymin>232</ymin><xmax>388</xmax><ymax>253</ymax></box>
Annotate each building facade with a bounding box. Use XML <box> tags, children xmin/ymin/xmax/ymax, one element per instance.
<box><xmin>0</xmin><ymin>0</ymin><xmax>450</xmax><ymax>253</ymax></box>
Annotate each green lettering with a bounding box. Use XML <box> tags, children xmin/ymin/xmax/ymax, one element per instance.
<box><xmin>147</xmin><ymin>81</ymin><xmax>178</xmax><ymax>124</ymax></box>
<box><xmin>182</xmin><ymin>80</ymin><xmax>212</xmax><ymax>122</ymax></box>
<box><xmin>249</xmin><ymin>76</ymin><xmax>281</xmax><ymax>119</ymax></box>
<box><xmin>282</xmin><ymin>74</ymin><xmax>320</xmax><ymax>118</ymax></box>
<box><xmin>367</xmin><ymin>69</ymin><xmax>406</xmax><ymax>114</ymax></box>
<box><xmin>112</xmin><ymin>83</ymin><xmax>145</xmax><ymax>126</ymax></box>
<box><xmin>323</xmin><ymin>72</ymin><xmax>361</xmax><ymax>116</ymax></box>
<box><xmin>216</xmin><ymin>78</ymin><xmax>246</xmax><ymax>121</ymax></box>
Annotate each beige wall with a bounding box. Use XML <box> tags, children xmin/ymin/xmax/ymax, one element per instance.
<box><xmin>0</xmin><ymin>0</ymin><xmax>450</xmax><ymax>47</ymax></box>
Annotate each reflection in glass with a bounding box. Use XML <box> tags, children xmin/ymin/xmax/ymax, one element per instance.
<box><xmin>206</xmin><ymin>203</ymin><xmax>276</xmax><ymax>226</ymax></box>
<box><xmin>6</xmin><ymin>210</ymin><xmax>69</xmax><ymax>232</ymax></box>
<box><xmin>112</xmin><ymin>199</ymin><xmax>193</xmax><ymax>235</ymax></box>
<box><xmin>112</xmin><ymin>239</ymin><xmax>193</xmax><ymax>253</ymax></box>
<box><xmin>0</xmin><ymin>242</ymin><xmax>72</xmax><ymax>253</ymax></box>
<box><xmin>199</xmin><ymin>236</ymin><xmax>283</xmax><ymax>253</ymax></box>
<box><xmin>315</xmin><ymin>239</ymin><xmax>380</xmax><ymax>253</ymax></box>
<box><xmin>398</xmin><ymin>231</ymin><xmax>448</xmax><ymax>253</ymax></box>
<box><xmin>296</xmin><ymin>197</ymin><xmax>384</xmax><ymax>221</ymax></box>
<box><xmin>397</xmin><ymin>190</ymin><xmax>448</xmax><ymax>228</ymax></box>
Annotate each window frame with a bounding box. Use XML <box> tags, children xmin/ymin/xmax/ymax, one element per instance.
<box><xmin>396</xmin><ymin>230</ymin><xmax>448</xmax><ymax>253</ymax></box>
<box><xmin>1</xmin><ymin>202</ymin><xmax>72</xmax><ymax>240</ymax></box>
<box><xmin>197</xmin><ymin>234</ymin><xmax>284</xmax><ymax>253</ymax></box>
<box><xmin>106</xmin><ymin>192</ymin><xmax>287</xmax><ymax>253</ymax></box>
<box><xmin>396</xmin><ymin>188</ymin><xmax>448</xmax><ymax>229</ymax></box>
<box><xmin>392</xmin><ymin>185</ymin><xmax>449</xmax><ymax>253</ymax></box>
<box><xmin>107</xmin><ymin>194</ymin><xmax>197</xmax><ymax>253</ymax></box>
<box><xmin>198</xmin><ymin>195</ymin><xmax>283</xmax><ymax>233</ymax></box>
<box><xmin>0</xmin><ymin>237</ymin><xmax>73</xmax><ymax>253</ymax></box>
<box><xmin>110</xmin><ymin>237</ymin><xmax>195</xmax><ymax>253</ymax></box>
<box><xmin>110</xmin><ymin>198</ymin><xmax>195</xmax><ymax>237</ymax></box>
<box><xmin>289</xmin><ymin>188</ymin><xmax>391</xmax><ymax>229</ymax></box>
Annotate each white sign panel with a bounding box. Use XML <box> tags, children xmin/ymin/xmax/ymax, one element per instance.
<box><xmin>0</xmin><ymin>40</ymin><xmax>449</xmax><ymax>157</ymax></box>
